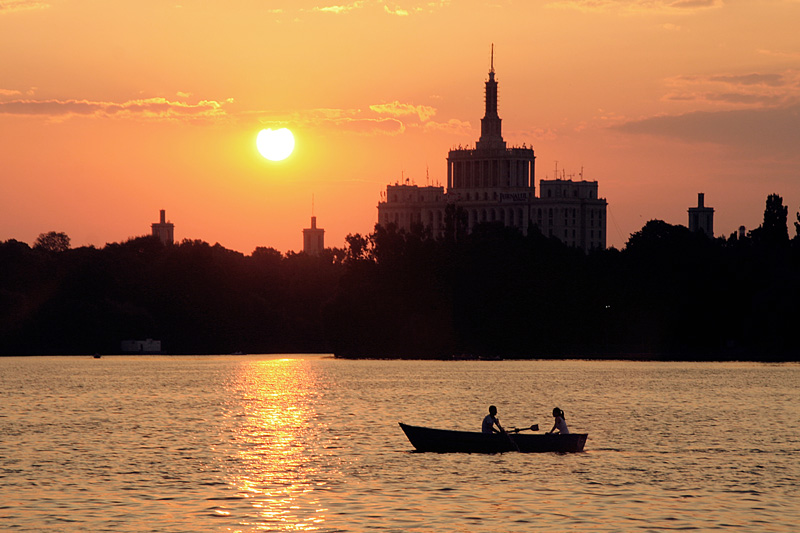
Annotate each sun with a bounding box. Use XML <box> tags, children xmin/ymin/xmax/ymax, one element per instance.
<box><xmin>256</xmin><ymin>128</ymin><xmax>295</xmax><ymax>161</ymax></box>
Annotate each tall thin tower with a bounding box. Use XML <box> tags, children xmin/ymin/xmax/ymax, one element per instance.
<box><xmin>151</xmin><ymin>209</ymin><xmax>174</xmax><ymax>245</ymax></box>
<box><xmin>476</xmin><ymin>44</ymin><xmax>505</xmax><ymax>150</ymax></box>
<box><xmin>303</xmin><ymin>197</ymin><xmax>325</xmax><ymax>255</ymax></box>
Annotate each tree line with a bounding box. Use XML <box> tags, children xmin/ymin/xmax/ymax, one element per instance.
<box><xmin>2</xmin><ymin>194</ymin><xmax>799</xmax><ymax>360</ymax></box>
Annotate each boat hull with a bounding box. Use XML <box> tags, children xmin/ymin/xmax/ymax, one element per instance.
<box><xmin>399</xmin><ymin>423</ymin><xmax>587</xmax><ymax>453</ymax></box>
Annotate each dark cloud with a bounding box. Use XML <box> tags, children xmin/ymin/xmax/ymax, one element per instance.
<box><xmin>614</xmin><ymin>104</ymin><xmax>800</xmax><ymax>155</ymax></box>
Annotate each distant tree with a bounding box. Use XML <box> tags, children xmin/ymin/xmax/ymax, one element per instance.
<box><xmin>750</xmin><ymin>193</ymin><xmax>789</xmax><ymax>246</ymax></box>
<box><xmin>795</xmin><ymin>206</ymin><xmax>800</xmax><ymax>240</ymax></box>
<box><xmin>34</xmin><ymin>231</ymin><xmax>70</xmax><ymax>252</ymax></box>
<box><xmin>763</xmin><ymin>193</ymin><xmax>789</xmax><ymax>241</ymax></box>
<box><xmin>443</xmin><ymin>204</ymin><xmax>468</xmax><ymax>243</ymax></box>
<box><xmin>625</xmin><ymin>219</ymin><xmax>696</xmax><ymax>254</ymax></box>
<box><xmin>344</xmin><ymin>232</ymin><xmax>373</xmax><ymax>263</ymax></box>
<box><xmin>251</xmin><ymin>246</ymin><xmax>283</xmax><ymax>262</ymax></box>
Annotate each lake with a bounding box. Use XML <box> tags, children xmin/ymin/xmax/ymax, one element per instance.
<box><xmin>1</xmin><ymin>356</ymin><xmax>798</xmax><ymax>532</ymax></box>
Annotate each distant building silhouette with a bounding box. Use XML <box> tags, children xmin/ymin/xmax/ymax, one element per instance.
<box><xmin>377</xmin><ymin>48</ymin><xmax>607</xmax><ymax>251</ymax></box>
<box><xmin>688</xmin><ymin>193</ymin><xmax>714</xmax><ymax>238</ymax></box>
<box><xmin>303</xmin><ymin>216</ymin><xmax>325</xmax><ymax>255</ymax></box>
<box><xmin>120</xmin><ymin>338</ymin><xmax>162</xmax><ymax>354</ymax></box>
<box><xmin>151</xmin><ymin>209</ymin><xmax>174</xmax><ymax>245</ymax></box>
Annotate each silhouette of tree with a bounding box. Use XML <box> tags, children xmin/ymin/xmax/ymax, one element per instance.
<box><xmin>34</xmin><ymin>231</ymin><xmax>70</xmax><ymax>252</ymax></box>
<box><xmin>750</xmin><ymin>193</ymin><xmax>789</xmax><ymax>246</ymax></box>
<box><xmin>344</xmin><ymin>232</ymin><xmax>373</xmax><ymax>263</ymax></box>
<box><xmin>443</xmin><ymin>204</ymin><xmax>468</xmax><ymax>243</ymax></box>
<box><xmin>794</xmin><ymin>206</ymin><xmax>800</xmax><ymax>241</ymax></box>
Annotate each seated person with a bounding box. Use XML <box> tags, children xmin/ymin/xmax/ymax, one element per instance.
<box><xmin>482</xmin><ymin>405</ymin><xmax>506</xmax><ymax>434</ymax></box>
<box><xmin>547</xmin><ymin>407</ymin><xmax>569</xmax><ymax>434</ymax></box>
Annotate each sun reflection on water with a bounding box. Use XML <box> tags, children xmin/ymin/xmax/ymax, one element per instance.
<box><xmin>226</xmin><ymin>357</ymin><xmax>330</xmax><ymax>531</ymax></box>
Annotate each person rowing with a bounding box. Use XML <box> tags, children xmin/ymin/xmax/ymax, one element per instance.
<box><xmin>482</xmin><ymin>405</ymin><xmax>506</xmax><ymax>434</ymax></box>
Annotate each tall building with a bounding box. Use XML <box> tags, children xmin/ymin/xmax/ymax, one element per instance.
<box><xmin>151</xmin><ymin>209</ymin><xmax>174</xmax><ymax>245</ymax></box>
<box><xmin>688</xmin><ymin>193</ymin><xmax>714</xmax><ymax>238</ymax></box>
<box><xmin>377</xmin><ymin>50</ymin><xmax>607</xmax><ymax>251</ymax></box>
<box><xmin>303</xmin><ymin>216</ymin><xmax>325</xmax><ymax>255</ymax></box>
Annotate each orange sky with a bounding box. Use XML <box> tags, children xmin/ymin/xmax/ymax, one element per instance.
<box><xmin>2</xmin><ymin>0</ymin><xmax>799</xmax><ymax>253</ymax></box>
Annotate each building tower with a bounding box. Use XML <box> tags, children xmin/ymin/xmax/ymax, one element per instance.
<box><xmin>446</xmin><ymin>45</ymin><xmax>536</xmax><ymax>233</ymax></box>
<box><xmin>151</xmin><ymin>209</ymin><xmax>174</xmax><ymax>245</ymax></box>
<box><xmin>476</xmin><ymin>44</ymin><xmax>505</xmax><ymax>151</ymax></box>
<box><xmin>688</xmin><ymin>192</ymin><xmax>714</xmax><ymax>238</ymax></box>
<box><xmin>303</xmin><ymin>216</ymin><xmax>325</xmax><ymax>255</ymax></box>
<box><xmin>377</xmin><ymin>49</ymin><xmax>607</xmax><ymax>251</ymax></box>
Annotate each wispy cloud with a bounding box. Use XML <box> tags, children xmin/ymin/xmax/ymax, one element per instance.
<box><xmin>370</xmin><ymin>101</ymin><xmax>436</xmax><ymax>121</ymax></box>
<box><xmin>0</xmin><ymin>89</ymin><xmax>22</xmax><ymax>96</ymax></box>
<box><xmin>0</xmin><ymin>97</ymin><xmax>233</xmax><ymax>121</ymax></box>
<box><xmin>758</xmin><ymin>48</ymin><xmax>800</xmax><ymax>60</ymax></box>
<box><xmin>663</xmin><ymin>70</ymin><xmax>800</xmax><ymax>108</ymax></box>
<box><xmin>547</xmin><ymin>0</ymin><xmax>723</xmax><ymax>14</ymax></box>
<box><xmin>613</xmin><ymin>68</ymin><xmax>800</xmax><ymax>155</ymax></box>
<box><xmin>421</xmin><ymin>118</ymin><xmax>472</xmax><ymax>135</ymax></box>
<box><xmin>384</xmin><ymin>4</ymin><xmax>409</xmax><ymax>16</ymax></box>
<box><xmin>0</xmin><ymin>0</ymin><xmax>49</xmax><ymax>15</ymax></box>
<box><xmin>255</xmin><ymin>99</ymin><xmax>447</xmax><ymax>136</ymax></box>
<box><xmin>308</xmin><ymin>0</ymin><xmax>445</xmax><ymax>16</ymax></box>
<box><xmin>312</xmin><ymin>1</ymin><xmax>365</xmax><ymax>14</ymax></box>
<box><xmin>256</xmin><ymin>107</ymin><xmax>405</xmax><ymax>135</ymax></box>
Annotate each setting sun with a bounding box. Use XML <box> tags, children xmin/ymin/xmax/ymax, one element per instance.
<box><xmin>256</xmin><ymin>128</ymin><xmax>295</xmax><ymax>162</ymax></box>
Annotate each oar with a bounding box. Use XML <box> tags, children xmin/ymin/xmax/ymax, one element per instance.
<box><xmin>509</xmin><ymin>424</ymin><xmax>539</xmax><ymax>433</ymax></box>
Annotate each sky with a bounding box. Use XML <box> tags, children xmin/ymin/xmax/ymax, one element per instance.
<box><xmin>1</xmin><ymin>0</ymin><xmax>799</xmax><ymax>254</ymax></box>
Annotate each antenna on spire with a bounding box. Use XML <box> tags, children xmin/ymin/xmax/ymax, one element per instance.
<box><xmin>490</xmin><ymin>43</ymin><xmax>495</xmax><ymax>73</ymax></box>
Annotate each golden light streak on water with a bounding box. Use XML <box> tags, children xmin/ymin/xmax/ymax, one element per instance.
<box><xmin>229</xmin><ymin>358</ymin><xmax>326</xmax><ymax>531</ymax></box>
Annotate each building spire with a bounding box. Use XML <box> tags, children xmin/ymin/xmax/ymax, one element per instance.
<box><xmin>476</xmin><ymin>44</ymin><xmax>505</xmax><ymax>150</ymax></box>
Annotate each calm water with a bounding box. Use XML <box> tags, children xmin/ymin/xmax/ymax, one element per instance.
<box><xmin>1</xmin><ymin>356</ymin><xmax>798</xmax><ymax>532</ymax></box>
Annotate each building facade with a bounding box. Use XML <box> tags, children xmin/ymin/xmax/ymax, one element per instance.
<box><xmin>536</xmin><ymin>179</ymin><xmax>607</xmax><ymax>250</ymax></box>
<box><xmin>377</xmin><ymin>56</ymin><xmax>607</xmax><ymax>251</ymax></box>
<box><xmin>151</xmin><ymin>209</ymin><xmax>174</xmax><ymax>245</ymax></box>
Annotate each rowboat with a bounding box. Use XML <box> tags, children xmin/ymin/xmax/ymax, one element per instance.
<box><xmin>399</xmin><ymin>422</ymin><xmax>587</xmax><ymax>453</ymax></box>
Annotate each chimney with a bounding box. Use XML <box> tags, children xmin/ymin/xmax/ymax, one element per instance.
<box><xmin>160</xmin><ymin>209</ymin><xmax>166</xmax><ymax>224</ymax></box>
<box><xmin>697</xmin><ymin>193</ymin><xmax>704</xmax><ymax>208</ymax></box>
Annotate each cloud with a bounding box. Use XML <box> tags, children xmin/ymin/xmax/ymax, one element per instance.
<box><xmin>0</xmin><ymin>97</ymin><xmax>233</xmax><ymax>121</ymax></box>
<box><xmin>758</xmin><ymin>48</ymin><xmax>800</xmax><ymax>60</ymax></box>
<box><xmin>663</xmin><ymin>70</ymin><xmax>800</xmax><ymax>108</ymax></box>
<box><xmin>0</xmin><ymin>0</ymin><xmax>49</xmax><ymax>14</ymax></box>
<box><xmin>547</xmin><ymin>0</ymin><xmax>723</xmax><ymax>14</ymax></box>
<box><xmin>257</xmin><ymin>107</ymin><xmax>405</xmax><ymax>135</ymax></box>
<box><xmin>421</xmin><ymin>118</ymin><xmax>472</xmax><ymax>135</ymax></box>
<box><xmin>335</xmin><ymin>117</ymin><xmax>406</xmax><ymax>135</ymax></box>
<box><xmin>384</xmin><ymin>5</ymin><xmax>409</xmax><ymax>16</ymax></box>
<box><xmin>307</xmin><ymin>1</ymin><xmax>445</xmax><ymax>16</ymax></box>
<box><xmin>708</xmin><ymin>74</ymin><xmax>785</xmax><ymax>87</ymax></box>
<box><xmin>614</xmin><ymin>103</ymin><xmax>800</xmax><ymax>155</ymax></box>
<box><xmin>312</xmin><ymin>1</ymin><xmax>365</xmax><ymax>14</ymax></box>
<box><xmin>0</xmin><ymin>89</ymin><xmax>22</xmax><ymax>96</ymax></box>
<box><xmin>369</xmin><ymin>100</ymin><xmax>436</xmax><ymax>121</ymax></box>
